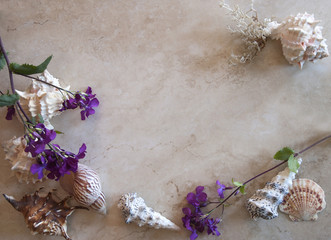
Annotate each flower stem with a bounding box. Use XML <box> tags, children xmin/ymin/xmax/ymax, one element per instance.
<box><xmin>0</xmin><ymin>36</ymin><xmax>31</xmax><ymax>122</ymax></box>
<box><xmin>205</xmin><ymin>134</ymin><xmax>331</xmax><ymax>216</ymax></box>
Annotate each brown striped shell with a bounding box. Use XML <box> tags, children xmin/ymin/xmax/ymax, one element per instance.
<box><xmin>3</xmin><ymin>189</ymin><xmax>87</xmax><ymax>240</ymax></box>
<box><xmin>61</xmin><ymin>163</ymin><xmax>107</xmax><ymax>214</ymax></box>
<box><xmin>279</xmin><ymin>179</ymin><xmax>326</xmax><ymax>221</ymax></box>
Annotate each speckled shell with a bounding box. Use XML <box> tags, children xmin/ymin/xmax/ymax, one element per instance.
<box><xmin>16</xmin><ymin>70</ymin><xmax>70</xmax><ymax>129</ymax></box>
<box><xmin>279</xmin><ymin>179</ymin><xmax>326</xmax><ymax>221</ymax></box>
<box><xmin>2</xmin><ymin>136</ymin><xmax>45</xmax><ymax>184</ymax></box>
<box><xmin>3</xmin><ymin>189</ymin><xmax>87</xmax><ymax>240</ymax></box>
<box><xmin>61</xmin><ymin>163</ymin><xmax>107</xmax><ymax>214</ymax></box>
<box><xmin>246</xmin><ymin>158</ymin><xmax>302</xmax><ymax>220</ymax></box>
<box><xmin>268</xmin><ymin>12</ymin><xmax>329</xmax><ymax>68</ymax></box>
<box><xmin>118</xmin><ymin>193</ymin><xmax>180</xmax><ymax>230</ymax></box>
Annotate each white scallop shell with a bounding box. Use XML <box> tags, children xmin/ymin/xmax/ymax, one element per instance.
<box><xmin>246</xmin><ymin>158</ymin><xmax>302</xmax><ymax>220</ymax></box>
<box><xmin>118</xmin><ymin>192</ymin><xmax>180</xmax><ymax>231</ymax></box>
<box><xmin>279</xmin><ymin>178</ymin><xmax>326</xmax><ymax>221</ymax></box>
<box><xmin>268</xmin><ymin>12</ymin><xmax>329</xmax><ymax>68</ymax></box>
<box><xmin>2</xmin><ymin>136</ymin><xmax>46</xmax><ymax>184</ymax></box>
<box><xmin>16</xmin><ymin>70</ymin><xmax>70</xmax><ymax>129</ymax></box>
<box><xmin>60</xmin><ymin>163</ymin><xmax>107</xmax><ymax>215</ymax></box>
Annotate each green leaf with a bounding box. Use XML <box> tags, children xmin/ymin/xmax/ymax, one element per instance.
<box><xmin>0</xmin><ymin>93</ymin><xmax>19</xmax><ymax>107</ymax></box>
<box><xmin>55</xmin><ymin>130</ymin><xmax>64</xmax><ymax>134</ymax></box>
<box><xmin>0</xmin><ymin>51</ymin><xmax>6</xmax><ymax>71</ymax></box>
<box><xmin>31</xmin><ymin>116</ymin><xmax>36</xmax><ymax>125</ymax></box>
<box><xmin>239</xmin><ymin>185</ymin><xmax>246</xmax><ymax>195</ymax></box>
<box><xmin>274</xmin><ymin>147</ymin><xmax>295</xmax><ymax>160</ymax></box>
<box><xmin>37</xmin><ymin>113</ymin><xmax>44</xmax><ymax>124</ymax></box>
<box><xmin>288</xmin><ymin>154</ymin><xmax>300</xmax><ymax>173</ymax></box>
<box><xmin>232</xmin><ymin>178</ymin><xmax>243</xmax><ymax>187</ymax></box>
<box><xmin>9</xmin><ymin>55</ymin><xmax>52</xmax><ymax>75</ymax></box>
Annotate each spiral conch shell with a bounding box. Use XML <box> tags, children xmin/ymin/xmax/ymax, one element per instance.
<box><xmin>246</xmin><ymin>158</ymin><xmax>302</xmax><ymax>220</ymax></box>
<box><xmin>60</xmin><ymin>163</ymin><xmax>107</xmax><ymax>215</ymax></box>
<box><xmin>2</xmin><ymin>136</ymin><xmax>45</xmax><ymax>184</ymax></box>
<box><xmin>3</xmin><ymin>189</ymin><xmax>87</xmax><ymax>240</ymax></box>
<box><xmin>16</xmin><ymin>70</ymin><xmax>70</xmax><ymax>129</ymax></box>
<box><xmin>118</xmin><ymin>192</ymin><xmax>180</xmax><ymax>230</ymax></box>
<box><xmin>268</xmin><ymin>12</ymin><xmax>328</xmax><ymax>68</ymax></box>
<box><xmin>279</xmin><ymin>179</ymin><xmax>326</xmax><ymax>221</ymax></box>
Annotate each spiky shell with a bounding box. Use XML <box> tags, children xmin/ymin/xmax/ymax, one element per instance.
<box><xmin>118</xmin><ymin>193</ymin><xmax>180</xmax><ymax>230</ymax></box>
<box><xmin>246</xmin><ymin>158</ymin><xmax>302</xmax><ymax>220</ymax></box>
<box><xmin>60</xmin><ymin>164</ymin><xmax>107</xmax><ymax>214</ymax></box>
<box><xmin>268</xmin><ymin>12</ymin><xmax>329</xmax><ymax>68</ymax></box>
<box><xmin>2</xmin><ymin>136</ymin><xmax>45</xmax><ymax>184</ymax></box>
<box><xmin>279</xmin><ymin>179</ymin><xmax>326</xmax><ymax>221</ymax></box>
<box><xmin>3</xmin><ymin>189</ymin><xmax>87</xmax><ymax>240</ymax></box>
<box><xmin>16</xmin><ymin>70</ymin><xmax>70</xmax><ymax>129</ymax></box>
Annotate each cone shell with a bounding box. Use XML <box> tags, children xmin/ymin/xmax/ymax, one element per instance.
<box><xmin>279</xmin><ymin>179</ymin><xmax>326</xmax><ymax>221</ymax></box>
<box><xmin>268</xmin><ymin>12</ymin><xmax>329</xmax><ymax>68</ymax></box>
<box><xmin>16</xmin><ymin>70</ymin><xmax>70</xmax><ymax>129</ymax></box>
<box><xmin>61</xmin><ymin>163</ymin><xmax>107</xmax><ymax>214</ymax></box>
<box><xmin>3</xmin><ymin>189</ymin><xmax>87</xmax><ymax>240</ymax></box>
<box><xmin>246</xmin><ymin>158</ymin><xmax>302</xmax><ymax>220</ymax></box>
<box><xmin>2</xmin><ymin>136</ymin><xmax>46</xmax><ymax>184</ymax></box>
<box><xmin>118</xmin><ymin>192</ymin><xmax>180</xmax><ymax>231</ymax></box>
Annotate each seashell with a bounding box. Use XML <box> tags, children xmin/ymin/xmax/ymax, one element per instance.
<box><xmin>60</xmin><ymin>163</ymin><xmax>107</xmax><ymax>215</ymax></box>
<box><xmin>279</xmin><ymin>179</ymin><xmax>326</xmax><ymax>221</ymax></box>
<box><xmin>2</xmin><ymin>136</ymin><xmax>46</xmax><ymax>184</ymax></box>
<box><xmin>16</xmin><ymin>70</ymin><xmax>70</xmax><ymax>129</ymax></box>
<box><xmin>246</xmin><ymin>158</ymin><xmax>302</xmax><ymax>220</ymax></box>
<box><xmin>118</xmin><ymin>192</ymin><xmax>180</xmax><ymax>230</ymax></box>
<box><xmin>3</xmin><ymin>189</ymin><xmax>87</xmax><ymax>240</ymax></box>
<box><xmin>268</xmin><ymin>12</ymin><xmax>329</xmax><ymax>68</ymax></box>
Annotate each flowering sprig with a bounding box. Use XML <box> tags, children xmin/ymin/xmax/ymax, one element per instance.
<box><xmin>182</xmin><ymin>135</ymin><xmax>331</xmax><ymax>239</ymax></box>
<box><xmin>0</xmin><ymin>36</ymin><xmax>96</xmax><ymax>181</ymax></box>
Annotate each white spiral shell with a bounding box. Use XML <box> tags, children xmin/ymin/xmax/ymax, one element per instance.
<box><xmin>246</xmin><ymin>158</ymin><xmax>302</xmax><ymax>220</ymax></box>
<box><xmin>118</xmin><ymin>193</ymin><xmax>180</xmax><ymax>230</ymax></box>
<box><xmin>60</xmin><ymin>163</ymin><xmax>107</xmax><ymax>215</ymax></box>
<box><xmin>2</xmin><ymin>136</ymin><xmax>46</xmax><ymax>184</ymax></box>
<box><xmin>16</xmin><ymin>70</ymin><xmax>70</xmax><ymax>129</ymax></box>
<box><xmin>268</xmin><ymin>12</ymin><xmax>329</xmax><ymax>68</ymax></box>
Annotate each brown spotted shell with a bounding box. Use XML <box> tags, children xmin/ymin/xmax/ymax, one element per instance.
<box><xmin>279</xmin><ymin>179</ymin><xmax>326</xmax><ymax>221</ymax></box>
<box><xmin>3</xmin><ymin>189</ymin><xmax>87</xmax><ymax>240</ymax></box>
<box><xmin>60</xmin><ymin>163</ymin><xmax>107</xmax><ymax>214</ymax></box>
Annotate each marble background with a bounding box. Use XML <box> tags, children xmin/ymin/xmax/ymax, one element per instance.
<box><xmin>0</xmin><ymin>0</ymin><xmax>330</xmax><ymax>239</ymax></box>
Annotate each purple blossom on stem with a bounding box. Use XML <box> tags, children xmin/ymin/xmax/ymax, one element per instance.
<box><xmin>216</xmin><ymin>180</ymin><xmax>233</xmax><ymax>199</ymax></box>
<box><xmin>60</xmin><ymin>86</ymin><xmax>99</xmax><ymax>120</ymax></box>
<box><xmin>5</xmin><ymin>105</ymin><xmax>15</xmax><ymax>120</ymax></box>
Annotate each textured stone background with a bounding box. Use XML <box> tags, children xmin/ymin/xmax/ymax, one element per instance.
<box><xmin>0</xmin><ymin>0</ymin><xmax>330</xmax><ymax>239</ymax></box>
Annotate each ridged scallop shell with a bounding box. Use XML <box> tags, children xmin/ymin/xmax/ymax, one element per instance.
<box><xmin>60</xmin><ymin>163</ymin><xmax>107</xmax><ymax>214</ymax></box>
<box><xmin>2</xmin><ymin>136</ymin><xmax>46</xmax><ymax>184</ymax></box>
<box><xmin>118</xmin><ymin>192</ymin><xmax>180</xmax><ymax>230</ymax></box>
<box><xmin>268</xmin><ymin>12</ymin><xmax>329</xmax><ymax>68</ymax></box>
<box><xmin>3</xmin><ymin>189</ymin><xmax>87</xmax><ymax>240</ymax></box>
<box><xmin>16</xmin><ymin>70</ymin><xmax>70</xmax><ymax>129</ymax></box>
<box><xmin>279</xmin><ymin>179</ymin><xmax>326</xmax><ymax>221</ymax></box>
<box><xmin>246</xmin><ymin>158</ymin><xmax>302</xmax><ymax>220</ymax></box>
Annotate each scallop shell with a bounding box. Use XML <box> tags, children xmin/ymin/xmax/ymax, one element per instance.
<box><xmin>268</xmin><ymin>12</ymin><xmax>329</xmax><ymax>68</ymax></box>
<box><xmin>3</xmin><ymin>189</ymin><xmax>87</xmax><ymax>240</ymax></box>
<box><xmin>279</xmin><ymin>179</ymin><xmax>326</xmax><ymax>221</ymax></box>
<box><xmin>118</xmin><ymin>192</ymin><xmax>180</xmax><ymax>230</ymax></box>
<box><xmin>246</xmin><ymin>158</ymin><xmax>302</xmax><ymax>220</ymax></box>
<box><xmin>2</xmin><ymin>136</ymin><xmax>46</xmax><ymax>184</ymax></box>
<box><xmin>16</xmin><ymin>70</ymin><xmax>70</xmax><ymax>129</ymax></box>
<box><xmin>60</xmin><ymin>163</ymin><xmax>107</xmax><ymax>215</ymax></box>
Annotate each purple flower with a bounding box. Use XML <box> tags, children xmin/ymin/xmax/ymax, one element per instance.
<box><xmin>206</xmin><ymin>218</ymin><xmax>221</xmax><ymax>236</ymax></box>
<box><xmin>216</xmin><ymin>180</ymin><xmax>233</xmax><ymax>199</ymax></box>
<box><xmin>187</xmin><ymin>186</ymin><xmax>208</xmax><ymax>208</ymax></box>
<box><xmin>60</xmin><ymin>87</ymin><xmax>99</xmax><ymax>120</ymax></box>
<box><xmin>30</xmin><ymin>156</ymin><xmax>47</xmax><ymax>179</ymax></box>
<box><xmin>5</xmin><ymin>105</ymin><xmax>15</xmax><ymax>120</ymax></box>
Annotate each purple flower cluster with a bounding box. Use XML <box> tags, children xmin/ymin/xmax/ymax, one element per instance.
<box><xmin>24</xmin><ymin>123</ymin><xmax>86</xmax><ymax>180</ymax></box>
<box><xmin>60</xmin><ymin>86</ymin><xmax>99</xmax><ymax>120</ymax></box>
<box><xmin>182</xmin><ymin>186</ymin><xmax>221</xmax><ymax>240</ymax></box>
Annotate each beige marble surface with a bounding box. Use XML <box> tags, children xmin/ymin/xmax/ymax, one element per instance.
<box><xmin>1</xmin><ymin>0</ymin><xmax>331</xmax><ymax>239</ymax></box>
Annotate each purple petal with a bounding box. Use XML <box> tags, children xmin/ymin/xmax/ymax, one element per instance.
<box><xmin>85</xmin><ymin>86</ymin><xmax>92</xmax><ymax>94</ymax></box>
<box><xmin>182</xmin><ymin>207</ymin><xmax>192</xmax><ymax>216</ymax></box>
<box><xmin>89</xmin><ymin>98</ymin><xmax>99</xmax><ymax>108</ymax></box>
<box><xmin>76</xmin><ymin>143</ymin><xmax>87</xmax><ymax>159</ymax></box>
<box><xmin>197</xmin><ymin>192</ymin><xmax>207</xmax><ymax>202</ymax></box>
<box><xmin>190</xmin><ymin>230</ymin><xmax>198</xmax><ymax>240</ymax></box>
<box><xmin>186</xmin><ymin>192</ymin><xmax>196</xmax><ymax>204</ymax></box>
<box><xmin>86</xmin><ymin>108</ymin><xmax>95</xmax><ymax>118</ymax></box>
<box><xmin>30</xmin><ymin>163</ymin><xmax>44</xmax><ymax>179</ymax></box>
<box><xmin>80</xmin><ymin>110</ymin><xmax>86</xmax><ymax>120</ymax></box>
<box><xmin>195</xmin><ymin>186</ymin><xmax>204</xmax><ymax>194</ymax></box>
